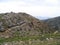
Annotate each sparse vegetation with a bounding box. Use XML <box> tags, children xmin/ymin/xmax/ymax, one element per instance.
<box><xmin>0</xmin><ymin>33</ymin><xmax>60</xmax><ymax>45</ymax></box>
<box><xmin>0</xmin><ymin>12</ymin><xmax>59</xmax><ymax>45</ymax></box>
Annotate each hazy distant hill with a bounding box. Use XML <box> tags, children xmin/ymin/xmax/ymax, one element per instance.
<box><xmin>44</xmin><ymin>16</ymin><xmax>60</xmax><ymax>32</ymax></box>
<box><xmin>35</xmin><ymin>16</ymin><xmax>50</xmax><ymax>20</ymax></box>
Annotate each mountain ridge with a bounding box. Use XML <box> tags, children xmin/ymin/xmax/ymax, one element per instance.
<box><xmin>43</xmin><ymin>16</ymin><xmax>60</xmax><ymax>32</ymax></box>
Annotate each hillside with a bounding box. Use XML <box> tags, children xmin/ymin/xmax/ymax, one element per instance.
<box><xmin>0</xmin><ymin>12</ymin><xmax>59</xmax><ymax>45</ymax></box>
<box><xmin>0</xmin><ymin>12</ymin><xmax>51</xmax><ymax>38</ymax></box>
<box><xmin>44</xmin><ymin>16</ymin><xmax>60</xmax><ymax>32</ymax></box>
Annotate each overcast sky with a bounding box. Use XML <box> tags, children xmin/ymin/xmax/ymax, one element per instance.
<box><xmin>0</xmin><ymin>0</ymin><xmax>60</xmax><ymax>17</ymax></box>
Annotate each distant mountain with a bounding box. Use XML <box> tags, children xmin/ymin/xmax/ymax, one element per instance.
<box><xmin>44</xmin><ymin>16</ymin><xmax>60</xmax><ymax>32</ymax></box>
<box><xmin>35</xmin><ymin>16</ymin><xmax>50</xmax><ymax>20</ymax></box>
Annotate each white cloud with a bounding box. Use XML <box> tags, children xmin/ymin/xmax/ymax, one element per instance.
<box><xmin>45</xmin><ymin>0</ymin><xmax>59</xmax><ymax>6</ymax></box>
<box><xmin>46</xmin><ymin>0</ymin><xmax>58</xmax><ymax>4</ymax></box>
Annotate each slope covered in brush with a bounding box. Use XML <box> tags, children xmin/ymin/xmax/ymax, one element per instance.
<box><xmin>0</xmin><ymin>12</ymin><xmax>52</xmax><ymax>38</ymax></box>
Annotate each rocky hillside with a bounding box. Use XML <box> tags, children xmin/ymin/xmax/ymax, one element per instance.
<box><xmin>43</xmin><ymin>16</ymin><xmax>60</xmax><ymax>32</ymax></box>
<box><xmin>0</xmin><ymin>12</ymin><xmax>52</xmax><ymax>38</ymax></box>
<box><xmin>0</xmin><ymin>12</ymin><xmax>60</xmax><ymax>45</ymax></box>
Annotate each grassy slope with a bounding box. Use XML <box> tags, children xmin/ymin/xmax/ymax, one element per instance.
<box><xmin>0</xmin><ymin>33</ymin><xmax>60</xmax><ymax>45</ymax></box>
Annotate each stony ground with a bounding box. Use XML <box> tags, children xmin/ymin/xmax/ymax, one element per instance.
<box><xmin>0</xmin><ymin>39</ymin><xmax>60</xmax><ymax>45</ymax></box>
<box><xmin>0</xmin><ymin>33</ymin><xmax>60</xmax><ymax>45</ymax></box>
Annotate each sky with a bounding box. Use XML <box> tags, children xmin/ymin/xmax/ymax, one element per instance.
<box><xmin>0</xmin><ymin>0</ymin><xmax>60</xmax><ymax>18</ymax></box>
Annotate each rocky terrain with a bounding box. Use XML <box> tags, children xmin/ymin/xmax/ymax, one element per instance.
<box><xmin>0</xmin><ymin>12</ymin><xmax>59</xmax><ymax>45</ymax></box>
<box><xmin>0</xmin><ymin>12</ymin><xmax>52</xmax><ymax>38</ymax></box>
